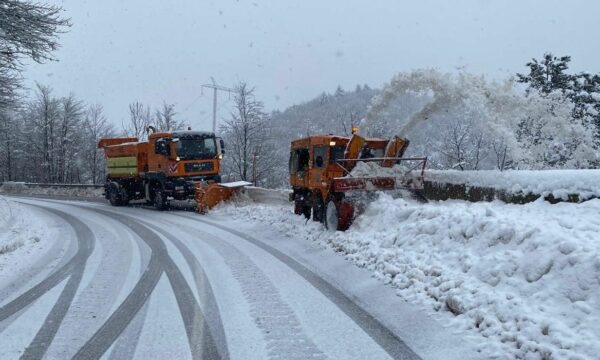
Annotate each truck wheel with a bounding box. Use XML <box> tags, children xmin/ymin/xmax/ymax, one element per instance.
<box><xmin>325</xmin><ymin>199</ymin><xmax>354</xmax><ymax>231</ymax></box>
<box><xmin>294</xmin><ymin>198</ymin><xmax>303</xmax><ymax>215</ymax></box>
<box><xmin>154</xmin><ymin>190</ymin><xmax>168</xmax><ymax>211</ymax></box>
<box><xmin>109</xmin><ymin>187</ymin><xmax>120</xmax><ymax>206</ymax></box>
<box><xmin>294</xmin><ymin>199</ymin><xmax>311</xmax><ymax>219</ymax></box>
<box><xmin>302</xmin><ymin>205</ymin><xmax>311</xmax><ymax>219</ymax></box>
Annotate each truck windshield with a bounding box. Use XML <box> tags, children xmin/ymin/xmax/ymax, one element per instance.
<box><xmin>174</xmin><ymin>137</ymin><xmax>217</xmax><ymax>160</ymax></box>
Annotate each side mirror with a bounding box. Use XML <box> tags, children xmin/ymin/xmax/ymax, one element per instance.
<box><xmin>216</xmin><ymin>137</ymin><xmax>225</xmax><ymax>155</ymax></box>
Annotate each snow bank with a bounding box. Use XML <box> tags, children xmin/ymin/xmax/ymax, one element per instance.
<box><xmin>0</xmin><ymin>197</ymin><xmax>61</xmax><ymax>291</ymax></box>
<box><xmin>214</xmin><ymin>196</ymin><xmax>600</xmax><ymax>359</ymax></box>
<box><xmin>0</xmin><ymin>197</ymin><xmax>43</xmax><ymax>256</ymax></box>
<box><xmin>0</xmin><ymin>182</ymin><xmax>103</xmax><ymax>198</ymax></box>
<box><xmin>426</xmin><ymin>169</ymin><xmax>600</xmax><ymax>200</ymax></box>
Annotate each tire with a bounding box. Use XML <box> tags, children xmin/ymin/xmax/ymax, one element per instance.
<box><xmin>325</xmin><ymin>199</ymin><xmax>354</xmax><ymax>231</ymax></box>
<box><xmin>294</xmin><ymin>198</ymin><xmax>303</xmax><ymax>215</ymax></box>
<box><xmin>302</xmin><ymin>205</ymin><xmax>311</xmax><ymax>219</ymax></box>
<box><xmin>108</xmin><ymin>187</ymin><xmax>121</xmax><ymax>206</ymax></box>
<box><xmin>154</xmin><ymin>190</ymin><xmax>168</xmax><ymax>211</ymax></box>
<box><xmin>294</xmin><ymin>198</ymin><xmax>311</xmax><ymax>219</ymax></box>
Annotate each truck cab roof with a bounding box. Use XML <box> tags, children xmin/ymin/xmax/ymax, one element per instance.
<box><xmin>148</xmin><ymin>130</ymin><xmax>216</xmax><ymax>139</ymax></box>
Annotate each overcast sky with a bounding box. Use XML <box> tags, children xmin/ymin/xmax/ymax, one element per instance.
<box><xmin>23</xmin><ymin>0</ymin><xmax>600</xmax><ymax>132</ymax></box>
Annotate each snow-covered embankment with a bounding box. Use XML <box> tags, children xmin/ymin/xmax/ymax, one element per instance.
<box><xmin>215</xmin><ymin>195</ymin><xmax>600</xmax><ymax>359</ymax></box>
<box><xmin>0</xmin><ymin>197</ymin><xmax>62</xmax><ymax>292</ymax></box>
<box><xmin>426</xmin><ymin>169</ymin><xmax>600</xmax><ymax>202</ymax></box>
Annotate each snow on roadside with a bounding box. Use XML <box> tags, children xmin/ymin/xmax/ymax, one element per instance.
<box><xmin>426</xmin><ymin>169</ymin><xmax>600</xmax><ymax>200</ymax></box>
<box><xmin>213</xmin><ymin>196</ymin><xmax>600</xmax><ymax>360</ymax></box>
<box><xmin>0</xmin><ymin>182</ymin><xmax>103</xmax><ymax>198</ymax></box>
<box><xmin>0</xmin><ymin>196</ymin><xmax>60</xmax><ymax>293</ymax></box>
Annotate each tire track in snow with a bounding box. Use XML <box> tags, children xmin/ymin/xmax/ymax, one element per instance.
<box><xmin>0</xmin><ymin>205</ymin><xmax>76</xmax><ymax>335</ymax></box>
<box><xmin>178</xmin><ymin>213</ymin><xmax>421</xmax><ymax>360</ymax></box>
<box><xmin>142</xmin><ymin>223</ymin><xmax>230</xmax><ymax>360</ymax></box>
<box><xmin>0</xmin><ymin>207</ymin><xmax>88</xmax><ymax>324</ymax></box>
<box><xmin>71</xmin><ymin>213</ymin><xmax>163</xmax><ymax>360</ymax></box>
<box><xmin>72</xmin><ymin>208</ymin><xmax>223</xmax><ymax>360</ymax></box>
<box><xmin>88</xmin><ymin>205</ymin><xmax>231</xmax><ymax>360</ymax></box>
<box><xmin>14</xmin><ymin>206</ymin><xmax>94</xmax><ymax>359</ymax></box>
<box><xmin>197</xmin><ymin>235</ymin><xmax>327</xmax><ymax>360</ymax></box>
<box><xmin>43</xmin><ymin>208</ymin><xmax>135</xmax><ymax>359</ymax></box>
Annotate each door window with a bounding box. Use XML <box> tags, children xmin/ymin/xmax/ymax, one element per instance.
<box><xmin>313</xmin><ymin>145</ymin><xmax>327</xmax><ymax>168</ymax></box>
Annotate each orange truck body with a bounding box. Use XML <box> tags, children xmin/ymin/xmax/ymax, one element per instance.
<box><xmin>98</xmin><ymin>130</ymin><xmax>224</xmax><ymax>208</ymax></box>
<box><xmin>289</xmin><ymin>133</ymin><xmax>425</xmax><ymax>230</ymax></box>
<box><xmin>290</xmin><ymin>134</ymin><xmax>409</xmax><ymax>205</ymax></box>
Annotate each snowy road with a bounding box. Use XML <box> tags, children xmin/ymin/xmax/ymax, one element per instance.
<box><xmin>0</xmin><ymin>196</ymin><xmax>463</xmax><ymax>360</ymax></box>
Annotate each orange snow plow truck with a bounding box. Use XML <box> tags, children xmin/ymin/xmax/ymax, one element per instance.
<box><xmin>98</xmin><ymin>128</ymin><xmax>243</xmax><ymax>211</ymax></box>
<box><xmin>290</xmin><ymin>133</ymin><xmax>427</xmax><ymax>231</ymax></box>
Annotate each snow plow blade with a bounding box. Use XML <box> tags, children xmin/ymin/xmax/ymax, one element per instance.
<box><xmin>194</xmin><ymin>181</ymin><xmax>252</xmax><ymax>213</ymax></box>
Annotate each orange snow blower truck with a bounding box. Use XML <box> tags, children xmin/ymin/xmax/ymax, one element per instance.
<box><xmin>289</xmin><ymin>132</ymin><xmax>427</xmax><ymax>231</ymax></box>
<box><xmin>98</xmin><ymin>127</ymin><xmax>244</xmax><ymax>211</ymax></box>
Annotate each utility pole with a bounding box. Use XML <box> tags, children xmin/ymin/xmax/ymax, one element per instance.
<box><xmin>201</xmin><ymin>77</ymin><xmax>234</xmax><ymax>133</ymax></box>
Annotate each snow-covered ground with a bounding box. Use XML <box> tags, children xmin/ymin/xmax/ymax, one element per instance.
<box><xmin>0</xmin><ymin>196</ymin><xmax>64</xmax><ymax>294</ymax></box>
<box><xmin>426</xmin><ymin>169</ymin><xmax>600</xmax><ymax>200</ymax></box>
<box><xmin>213</xmin><ymin>195</ymin><xmax>600</xmax><ymax>360</ymax></box>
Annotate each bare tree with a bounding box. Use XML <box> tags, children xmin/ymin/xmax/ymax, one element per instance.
<box><xmin>0</xmin><ymin>110</ymin><xmax>18</xmax><ymax>181</ymax></box>
<box><xmin>57</xmin><ymin>93</ymin><xmax>84</xmax><ymax>182</ymax></box>
<box><xmin>83</xmin><ymin>104</ymin><xmax>113</xmax><ymax>183</ymax></box>
<box><xmin>220</xmin><ymin>82</ymin><xmax>277</xmax><ymax>185</ymax></box>
<box><xmin>0</xmin><ymin>0</ymin><xmax>70</xmax><ymax>108</ymax></box>
<box><xmin>123</xmin><ymin>101</ymin><xmax>151</xmax><ymax>139</ymax></box>
<box><xmin>154</xmin><ymin>101</ymin><xmax>185</xmax><ymax>131</ymax></box>
<box><xmin>28</xmin><ymin>83</ymin><xmax>60</xmax><ymax>182</ymax></box>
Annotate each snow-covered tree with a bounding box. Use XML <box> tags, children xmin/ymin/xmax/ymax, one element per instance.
<box><xmin>518</xmin><ymin>53</ymin><xmax>600</xmax><ymax>137</ymax></box>
<box><xmin>517</xmin><ymin>53</ymin><xmax>573</xmax><ymax>95</ymax></box>
<box><xmin>516</xmin><ymin>92</ymin><xmax>597</xmax><ymax>169</ymax></box>
<box><xmin>0</xmin><ymin>110</ymin><xmax>19</xmax><ymax>181</ymax></box>
<box><xmin>220</xmin><ymin>82</ymin><xmax>278</xmax><ymax>187</ymax></box>
<box><xmin>365</xmin><ymin>69</ymin><xmax>598</xmax><ymax>171</ymax></box>
<box><xmin>57</xmin><ymin>94</ymin><xmax>84</xmax><ymax>182</ymax></box>
<box><xmin>82</xmin><ymin>104</ymin><xmax>114</xmax><ymax>183</ymax></box>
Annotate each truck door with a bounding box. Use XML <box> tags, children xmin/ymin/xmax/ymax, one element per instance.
<box><xmin>289</xmin><ymin>148</ymin><xmax>309</xmax><ymax>188</ymax></box>
<box><xmin>310</xmin><ymin>145</ymin><xmax>328</xmax><ymax>191</ymax></box>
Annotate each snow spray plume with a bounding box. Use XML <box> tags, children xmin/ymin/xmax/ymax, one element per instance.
<box><xmin>365</xmin><ymin>70</ymin><xmax>461</xmax><ymax>136</ymax></box>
